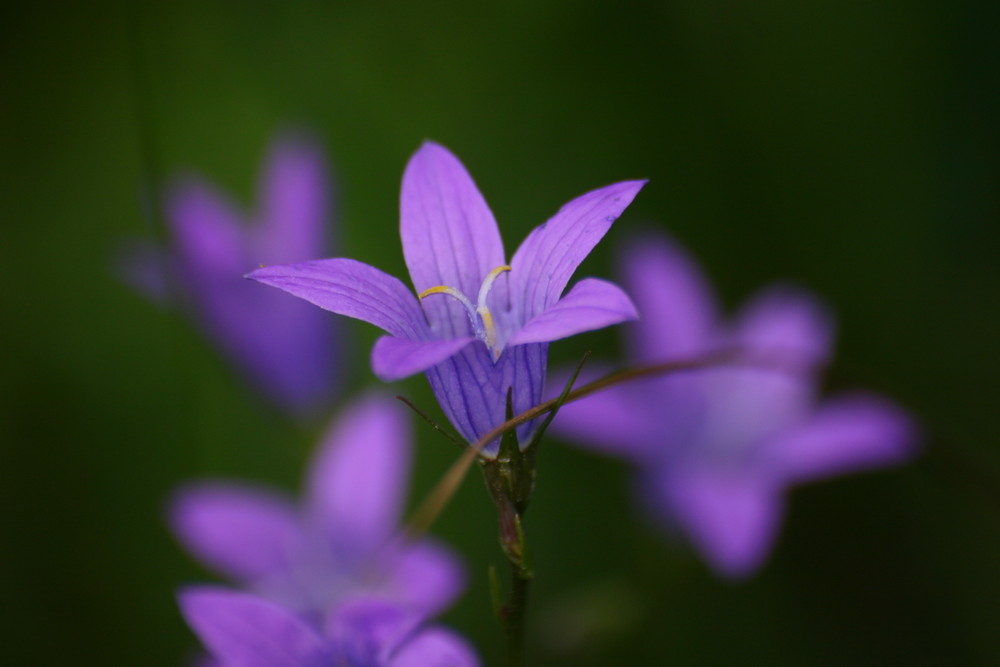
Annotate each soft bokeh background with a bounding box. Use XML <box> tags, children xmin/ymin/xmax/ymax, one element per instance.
<box><xmin>3</xmin><ymin>1</ymin><xmax>998</xmax><ymax>664</ymax></box>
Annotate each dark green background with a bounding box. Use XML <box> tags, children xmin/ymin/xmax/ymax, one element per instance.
<box><xmin>3</xmin><ymin>1</ymin><xmax>998</xmax><ymax>664</ymax></box>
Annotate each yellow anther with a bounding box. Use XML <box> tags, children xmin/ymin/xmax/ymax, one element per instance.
<box><xmin>419</xmin><ymin>285</ymin><xmax>463</xmax><ymax>300</ymax></box>
<box><xmin>486</xmin><ymin>264</ymin><xmax>512</xmax><ymax>281</ymax></box>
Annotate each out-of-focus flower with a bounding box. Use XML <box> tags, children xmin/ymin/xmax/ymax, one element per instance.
<box><xmin>248</xmin><ymin>141</ymin><xmax>643</xmax><ymax>452</ymax></box>
<box><xmin>552</xmin><ymin>233</ymin><xmax>918</xmax><ymax>578</ymax></box>
<box><xmin>124</xmin><ymin>132</ymin><xmax>338</xmax><ymax>416</ymax></box>
<box><xmin>179</xmin><ymin>588</ymin><xmax>480</xmax><ymax>667</ymax></box>
<box><xmin>171</xmin><ymin>394</ymin><xmax>464</xmax><ymax>616</ymax></box>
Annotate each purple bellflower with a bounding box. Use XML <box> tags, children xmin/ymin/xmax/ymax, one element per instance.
<box><xmin>179</xmin><ymin>588</ymin><xmax>481</xmax><ymax>667</ymax></box>
<box><xmin>248</xmin><ymin>142</ymin><xmax>644</xmax><ymax>452</ymax></box>
<box><xmin>170</xmin><ymin>394</ymin><xmax>464</xmax><ymax>617</ymax></box>
<box><xmin>552</xmin><ymin>234</ymin><xmax>919</xmax><ymax>578</ymax></box>
<box><xmin>125</xmin><ymin>132</ymin><xmax>338</xmax><ymax>416</ymax></box>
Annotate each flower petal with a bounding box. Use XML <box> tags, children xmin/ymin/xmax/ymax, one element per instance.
<box><xmin>166</xmin><ymin>170</ymin><xmax>337</xmax><ymax>416</ymax></box>
<box><xmin>178</xmin><ymin>587</ymin><xmax>329</xmax><ymax>667</ymax></box>
<box><xmin>390</xmin><ymin>627</ymin><xmax>482</xmax><ymax>667</ymax></box>
<box><xmin>507</xmin><ymin>278</ymin><xmax>637</xmax><ymax>346</ymax></box>
<box><xmin>765</xmin><ymin>393</ymin><xmax>919</xmax><ymax>484</ymax></box>
<box><xmin>384</xmin><ymin>539</ymin><xmax>467</xmax><ymax>616</ymax></box>
<box><xmin>424</xmin><ymin>342</ymin><xmax>545</xmax><ymax>452</ymax></box>
<box><xmin>247</xmin><ymin>258</ymin><xmax>427</xmax><ymax>340</ymax></box>
<box><xmin>372</xmin><ymin>335</ymin><xmax>476</xmax><ymax>381</ymax></box>
<box><xmin>326</xmin><ymin>598</ymin><xmax>416</xmax><ymax>665</ymax></box>
<box><xmin>509</xmin><ymin>180</ymin><xmax>646</xmax><ymax>323</ymax></box>
<box><xmin>654</xmin><ymin>467</ymin><xmax>782</xmax><ymax>579</ymax></box>
<box><xmin>167</xmin><ymin>177</ymin><xmax>248</xmax><ymax>278</ymax></box>
<box><xmin>734</xmin><ymin>286</ymin><xmax>833</xmax><ymax>368</ymax></box>
<box><xmin>423</xmin><ymin>344</ymin><xmax>507</xmax><ymax>446</ymax></box>
<box><xmin>548</xmin><ymin>366</ymin><xmax>658</xmax><ymax>461</ymax></box>
<box><xmin>305</xmin><ymin>395</ymin><xmax>411</xmax><ymax>560</ymax></box>
<box><xmin>617</xmin><ymin>234</ymin><xmax>718</xmax><ymax>362</ymax></box>
<box><xmin>169</xmin><ymin>483</ymin><xmax>301</xmax><ymax>583</ymax></box>
<box><xmin>256</xmin><ymin>133</ymin><xmax>331</xmax><ymax>263</ymax></box>
<box><xmin>688</xmin><ymin>287</ymin><xmax>833</xmax><ymax>446</ymax></box>
<box><xmin>400</xmin><ymin>142</ymin><xmax>506</xmax><ymax>338</ymax></box>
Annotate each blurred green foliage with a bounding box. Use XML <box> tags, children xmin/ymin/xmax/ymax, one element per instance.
<box><xmin>2</xmin><ymin>1</ymin><xmax>998</xmax><ymax>664</ymax></box>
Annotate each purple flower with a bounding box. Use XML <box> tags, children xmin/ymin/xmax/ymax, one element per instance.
<box><xmin>125</xmin><ymin>132</ymin><xmax>338</xmax><ymax>416</ymax></box>
<box><xmin>248</xmin><ymin>142</ymin><xmax>644</xmax><ymax>451</ymax></box>
<box><xmin>170</xmin><ymin>394</ymin><xmax>464</xmax><ymax>616</ymax></box>
<box><xmin>179</xmin><ymin>588</ymin><xmax>480</xmax><ymax>667</ymax></box>
<box><xmin>552</xmin><ymin>234</ymin><xmax>919</xmax><ymax>578</ymax></box>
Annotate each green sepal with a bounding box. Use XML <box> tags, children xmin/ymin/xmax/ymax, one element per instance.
<box><xmin>497</xmin><ymin>388</ymin><xmax>522</xmax><ymax>466</ymax></box>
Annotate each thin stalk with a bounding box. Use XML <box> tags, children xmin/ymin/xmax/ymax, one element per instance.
<box><xmin>504</xmin><ymin>562</ymin><xmax>530</xmax><ymax>667</ymax></box>
<box><xmin>405</xmin><ymin>347</ymin><xmax>766</xmax><ymax>538</ymax></box>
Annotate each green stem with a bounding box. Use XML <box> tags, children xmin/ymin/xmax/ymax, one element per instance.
<box><xmin>505</xmin><ymin>559</ymin><xmax>530</xmax><ymax>667</ymax></box>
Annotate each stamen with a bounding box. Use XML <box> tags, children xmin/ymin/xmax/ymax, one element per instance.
<box><xmin>417</xmin><ymin>265</ymin><xmax>512</xmax><ymax>361</ymax></box>
<box><xmin>419</xmin><ymin>285</ymin><xmax>479</xmax><ymax>331</ymax></box>
<box><xmin>477</xmin><ymin>265</ymin><xmax>511</xmax><ymax>308</ymax></box>
<box><xmin>479</xmin><ymin>308</ymin><xmax>497</xmax><ymax>349</ymax></box>
<box><xmin>418</xmin><ymin>285</ymin><xmax>475</xmax><ymax>309</ymax></box>
<box><xmin>476</xmin><ymin>265</ymin><xmax>511</xmax><ymax>359</ymax></box>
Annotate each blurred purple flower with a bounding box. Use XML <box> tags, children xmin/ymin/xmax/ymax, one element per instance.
<box><xmin>179</xmin><ymin>588</ymin><xmax>480</xmax><ymax>667</ymax></box>
<box><xmin>552</xmin><ymin>234</ymin><xmax>919</xmax><ymax>578</ymax></box>
<box><xmin>248</xmin><ymin>141</ymin><xmax>644</xmax><ymax>452</ymax></box>
<box><xmin>171</xmin><ymin>394</ymin><xmax>464</xmax><ymax>616</ymax></box>
<box><xmin>124</xmin><ymin>132</ymin><xmax>338</xmax><ymax>416</ymax></box>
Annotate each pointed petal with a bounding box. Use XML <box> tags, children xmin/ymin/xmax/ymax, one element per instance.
<box><xmin>423</xmin><ymin>342</ymin><xmax>546</xmax><ymax>452</ymax></box>
<box><xmin>766</xmin><ymin>393</ymin><xmax>919</xmax><ymax>484</ymax></box>
<box><xmin>400</xmin><ymin>142</ymin><xmax>506</xmax><ymax>338</ymax></box>
<box><xmin>165</xmin><ymin>176</ymin><xmax>337</xmax><ymax>415</ymax></box>
<box><xmin>165</xmin><ymin>178</ymin><xmax>255</xmax><ymax>355</ymax></box>
<box><xmin>655</xmin><ymin>467</ymin><xmax>782</xmax><ymax>579</ymax></box>
<box><xmin>548</xmin><ymin>366</ymin><xmax>657</xmax><ymax>461</ymax></box>
<box><xmin>608</xmin><ymin>235</ymin><xmax>719</xmax><ymax>445</ymax></box>
<box><xmin>390</xmin><ymin>627</ymin><xmax>481</xmax><ymax>667</ymax></box>
<box><xmin>509</xmin><ymin>180</ymin><xmax>646</xmax><ymax>323</ymax></box>
<box><xmin>372</xmin><ymin>335</ymin><xmax>476</xmax><ymax>381</ymax></box>
<box><xmin>617</xmin><ymin>234</ymin><xmax>718</xmax><ymax>362</ymax></box>
<box><xmin>384</xmin><ymin>539</ymin><xmax>466</xmax><ymax>616</ymax></box>
<box><xmin>735</xmin><ymin>286</ymin><xmax>833</xmax><ymax>367</ymax></box>
<box><xmin>507</xmin><ymin>278</ymin><xmax>637</xmax><ymax>346</ymax></box>
<box><xmin>167</xmin><ymin>177</ymin><xmax>247</xmax><ymax>277</ymax></box>
<box><xmin>178</xmin><ymin>587</ymin><xmax>329</xmax><ymax>667</ymax></box>
<box><xmin>256</xmin><ymin>132</ymin><xmax>331</xmax><ymax>263</ymax></box>
<box><xmin>247</xmin><ymin>258</ymin><xmax>427</xmax><ymax>339</ymax></box>
<box><xmin>305</xmin><ymin>395</ymin><xmax>411</xmax><ymax>560</ymax></box>
<box><xmin>169</xmin><ymin>483</ymin><xmax>301</xmax><ymax>582</ymax></box>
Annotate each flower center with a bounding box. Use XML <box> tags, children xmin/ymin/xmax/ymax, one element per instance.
<box><xmin>419</xmin><ymin>265</ymin><xmax>511</xmax><ymax>359</ymax></box>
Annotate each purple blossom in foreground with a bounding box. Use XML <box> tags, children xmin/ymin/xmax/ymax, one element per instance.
<box><xmin>249</xmin><ymin>142</ymin><xmax>644</xmax><ymax>452</ymax></box>
<box><xmin>171</xmin><ymin>394</ymin><xmax>464</xmax><ymax>616</ymax></box>
<box><xmin>180</xmin><ymin>588</ymin><xmax>480</xmax><ymax>667</ymax></box>
<box><xmin>552</xmin><ymin>234</ymin><xmax>919</xmax><ymax>577</ymax></box>
<box><xmin>124</xmin><ymin>132</ymin><xmax>338</xmax><ymax>416</ymax></box>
